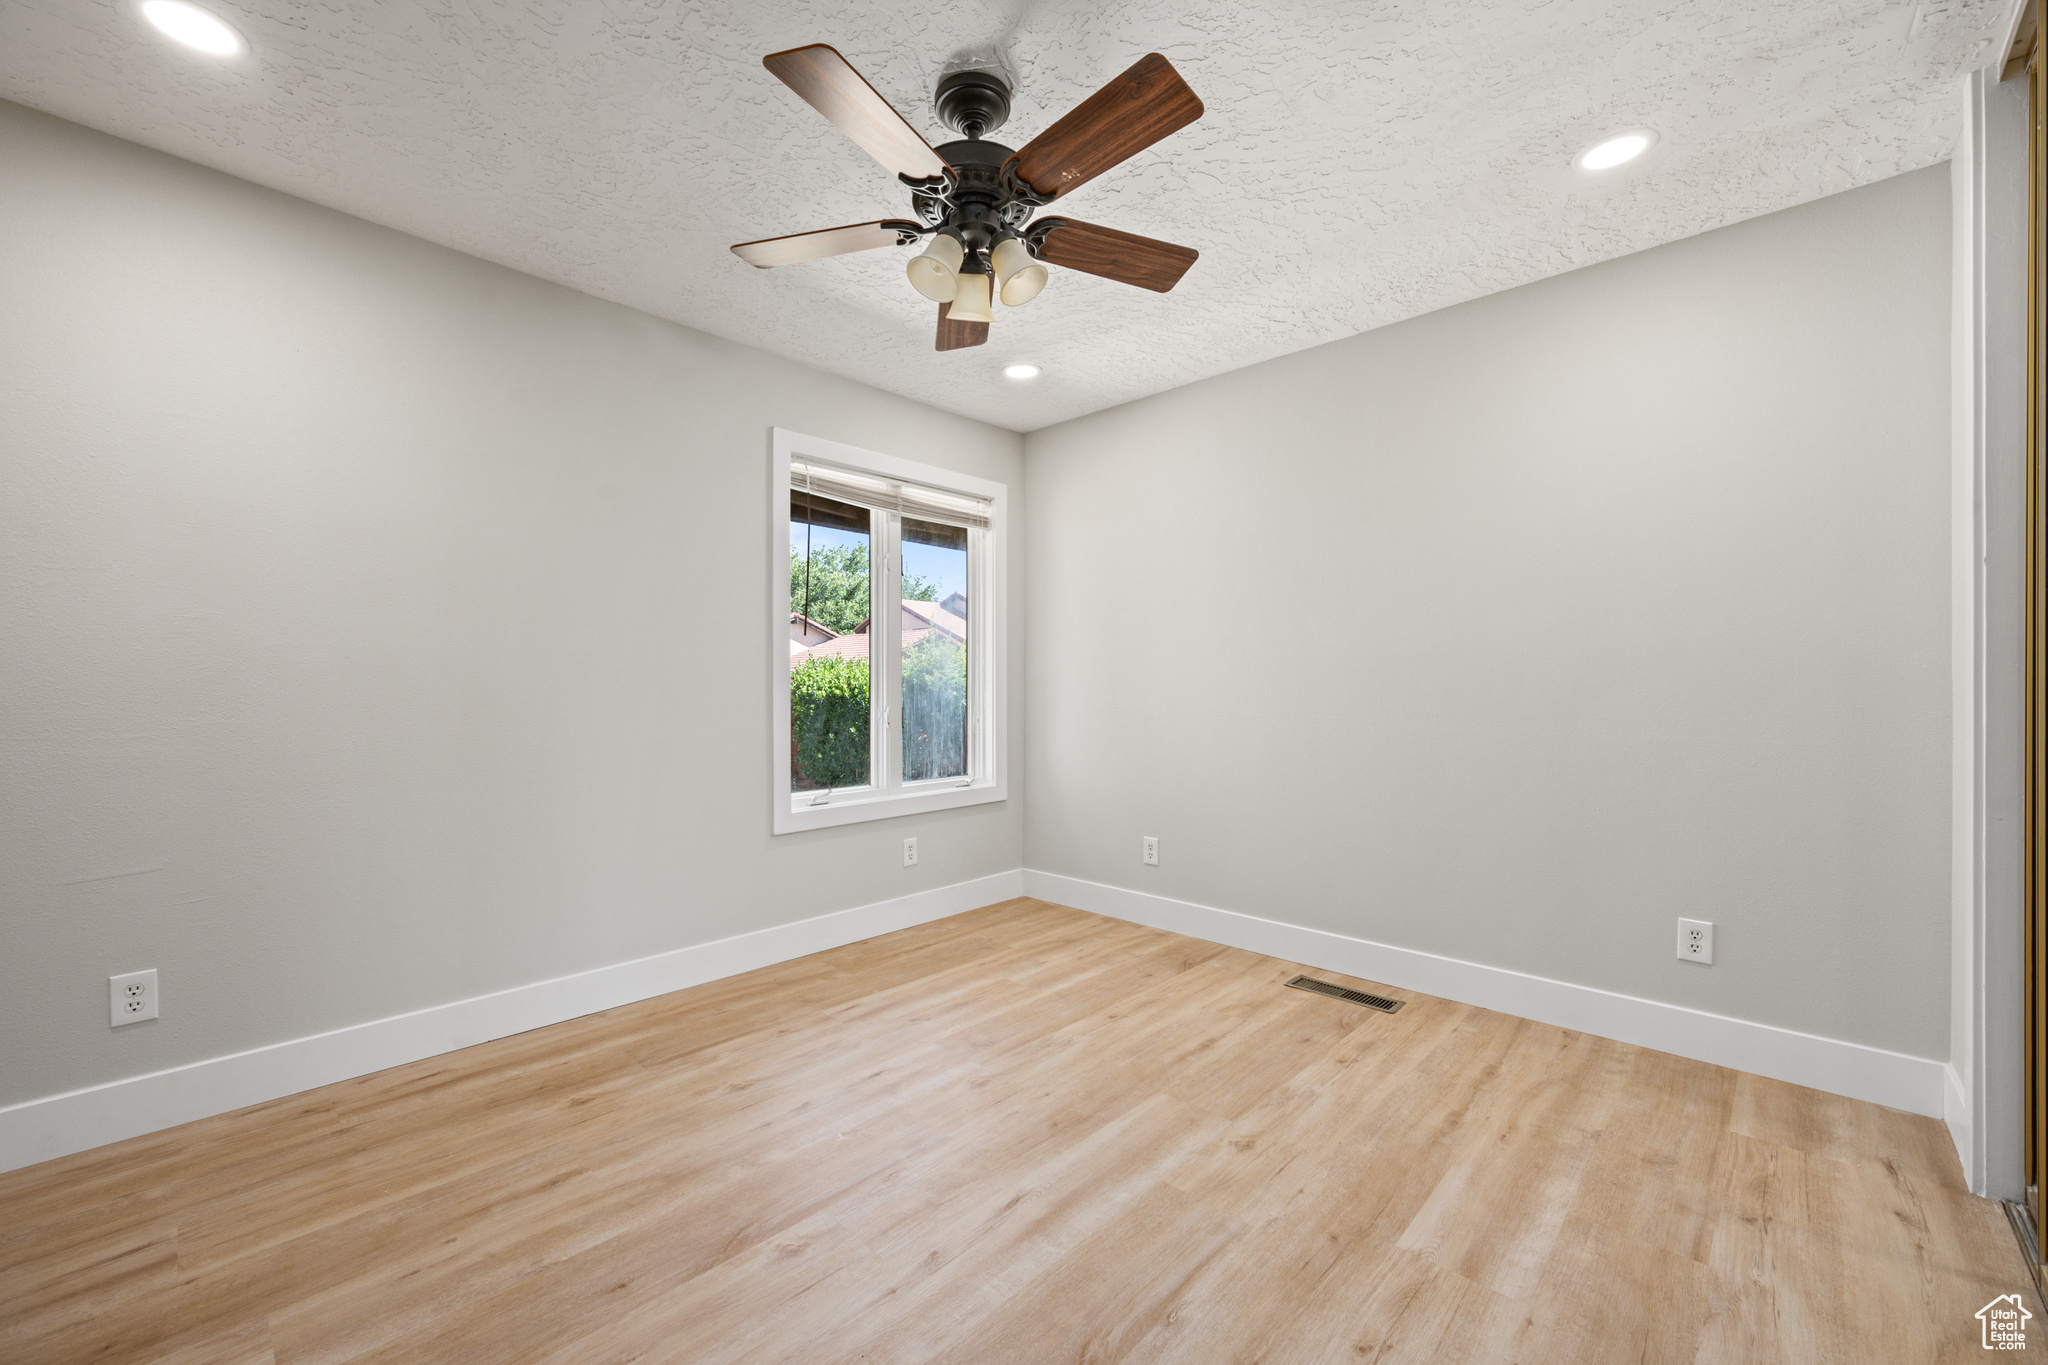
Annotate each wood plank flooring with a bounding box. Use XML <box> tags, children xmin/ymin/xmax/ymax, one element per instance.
<box><xmin>1</xmin><ymin>898</ymin><xmax>2037</xmax><ymax>1363</ymax></box>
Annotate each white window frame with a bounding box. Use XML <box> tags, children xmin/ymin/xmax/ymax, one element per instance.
<box><xmin>771</xmin><ymin>427</ymin><xmax>1007</xmax><ymax>834</ymax></box>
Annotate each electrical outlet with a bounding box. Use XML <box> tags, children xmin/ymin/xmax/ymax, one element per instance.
<box><xmin>1142</xmin><ymin>836</ymin><xmax>1159</xmax><ymax>866</ymax></box>
<box><xmin>1676</xmin><ymin>919</ymin><xmax>1714</xmax><ymax>965</ymax></box>
<box><xmin>903</xmin><ymin>837</ymin><xmax>918</xmax><ymax>867</ymax></box>
<box><xmin>109</xmin><ymin>969</ymin><xmax>158</xmax><ymax>1027</ymax></box>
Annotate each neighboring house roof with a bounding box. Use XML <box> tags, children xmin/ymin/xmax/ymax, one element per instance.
<box><xmin>900</xmin><ymin>599</ymin><xmax>966</xmax><ymax>641</ymax></box>
<box><xmin>791</xmin><ymin>634</ymin><xmax>879</xmax><ymax>667</ymax></box>
<box><xmin>847</xmin><ymin>602</ymin><xmax>966</xmax><ymax>642</ymax></box>
<box><xmin>789</xmin><ymin>613</ymin><xmax>838</xmax><ymax>649</ymax></box>
<box><xmin>792</xmin><ymin>626</ymin><xmax>959</xmax><ymax>668</ymax></box>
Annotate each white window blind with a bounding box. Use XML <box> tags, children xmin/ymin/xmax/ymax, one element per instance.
<box><xmin>792</xmin><ymin>458</ymin><xmax>991</xmax><ymax>530</ymax></box>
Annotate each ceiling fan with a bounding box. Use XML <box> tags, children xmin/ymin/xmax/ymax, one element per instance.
<box><xmin>731</xmin><ymin>45</ymin><xmax>1204</xmax><ymax>352</ymax></box>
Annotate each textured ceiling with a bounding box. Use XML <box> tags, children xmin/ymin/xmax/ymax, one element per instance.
<box><xmin>0</xmin><ymin>0</ymin><xmax>2019</xmax><ymax>431</ymax></box>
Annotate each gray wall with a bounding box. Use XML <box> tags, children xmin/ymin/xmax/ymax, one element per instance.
<box><xmin>1023</xmin><ymin>165</ymin><xmax>1952</xmax><ymax>1059</ymax></box>
<box><xmin>0</xmin><ymin>88</ymin><xmax>1957</xmax><ymax>1110</ymax></box>
<box><xmin>0</xmin><ymin>100</ymin><xmax>1023</xmax><ymax>1108</ymax></box>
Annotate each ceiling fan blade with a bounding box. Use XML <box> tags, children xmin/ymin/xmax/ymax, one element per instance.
<box><xmin>1009</xmin><ymin>53</ymin><xmax>1203</xmax><ymax>201</ymax></box>
<box><xmin>1034</xmin><ymin>219</ymin><xmax>1198</xmax><ymax>292</ymax></box>
<box><xmin>936</xmin><ymin>301</ymin><xmax>989</xmax><ymax>351</ymax></box>
<box><xmin>763</xmin><ymin>45</ymin><xmax>950</xmax><ymax>181</ymax></box>
<box><xmin>731</xmin><ymin>220</ymin><xmax>921</xmax><ymax>269</ymax></box>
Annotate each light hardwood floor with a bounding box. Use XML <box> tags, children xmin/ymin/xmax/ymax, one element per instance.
<box><xmin>1</xmin><ymin>898</ymin><xmax>2037</xmax><ymax>1363</ymax></box>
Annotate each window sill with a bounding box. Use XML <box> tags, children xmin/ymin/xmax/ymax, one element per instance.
<box><xmin>774</xmin><ymin>780</ymin><xmax>1006</xmax><ymax>834</ymax></box>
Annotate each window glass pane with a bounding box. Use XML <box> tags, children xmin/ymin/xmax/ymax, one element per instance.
<box><xmin>902</xmin><ymin>517</ymin><xmax>968</xmax><ymax>782</ymax></box>
<box><xmin>789</xmin><ymin>492</ymin><xmax>871</xmax><ymax>791</ymax></box>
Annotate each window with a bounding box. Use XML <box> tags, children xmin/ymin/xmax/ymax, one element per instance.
<box><xmin>772</xmin><ymin>429</ymin><xmax>1006</xmax><ymax>832</ymax></box>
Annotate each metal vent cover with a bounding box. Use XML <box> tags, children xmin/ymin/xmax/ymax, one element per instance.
<box><xmin>1285</xmin><ymin>975</ymin><xmax>1404</xmax><ymax>1014</ymax></box>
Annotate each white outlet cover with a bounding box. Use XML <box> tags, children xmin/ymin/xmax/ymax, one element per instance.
<box><xmin>110</xmin><ymin>968</ymin><xmax>159</xmax><ymax>1026</ymax></box>
<box><xmin>903</xmin><ymin>837</ymin><xmax>918</xmax><ymax>867</ymax></box>
<box><xmin>1142</xmin><ymin>836</ymin><xmax>1159</xmax><ymax>866</ymax></box>
<box><xmin>1676</xmin><ymin>919</ymin><xmax>1715</xmax><ymax>965</ymax></box>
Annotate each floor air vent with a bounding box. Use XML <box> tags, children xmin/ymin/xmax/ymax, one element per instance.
<box><xmin>1285</xmin><ymin>975</ymin><xmax>1404</xmax><ymax>1014</ymax></box>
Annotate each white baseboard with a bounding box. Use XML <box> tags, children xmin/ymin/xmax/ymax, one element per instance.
<box><xmin>1946</xmin><ymin>1062</ymin><xmax>1976</xmax><ymax>1191</ymax></box>
<box><xmin>0</xmin><ymin>870</ymin><xmax>1024</xmax><ymax>1176</ymax></box>
<box><xmin>1024</xmin><ymin>870</ymin><xmax>1947</xmax><ymax>1119</ymax></box>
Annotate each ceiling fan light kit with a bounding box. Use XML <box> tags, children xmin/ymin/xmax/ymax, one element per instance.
<box><xmin>732</xmin><ymin>44</ymin><xmax>1204</xmax><ymax>352</ymax></box>
<box><xmin>991</xmin><ymin>237</ymin><xmax>1046</xmax><ymax>306</ymax></box>
<box><xmin>949</xmin><ymin>263</ymin><xmax>995</xmax><ymax>324</ymax></box>
<box><xmin>907</xmin><ymin>232</ymin><xmax>966</xmax><ymax>302</ymax></box>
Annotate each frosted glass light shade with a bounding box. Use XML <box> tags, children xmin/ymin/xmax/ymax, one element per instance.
<box><xmin>949</xmin><ymin>271</ymin><xmax>993</xmax><ymax>324</ymax></box>
<box><xmin>992</xmin><ymin>238</ymin><xmax>1047</xmax><ymax>307</ymax></box>
<box><xmin>906</xmin><ymin>234</ymin><xmax>964</xmax><ymax>303</ymax></box>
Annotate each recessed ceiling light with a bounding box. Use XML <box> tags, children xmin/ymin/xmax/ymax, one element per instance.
<box><xmin>1003</xmin><ymin>364</ymin><xmax>1040</xmax><ymax>380</ymax></box>
<box><xmin>140</xmin><ymin>1</ymin><xmax>244</xmax><ymax>56</ymax></box>
<box><xmin>1575</xmin><ymin>131</ymin><xmax>1655</xmax><ymax>171</ymax></box>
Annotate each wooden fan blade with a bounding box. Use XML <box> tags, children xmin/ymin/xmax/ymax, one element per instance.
<box><xmin>763</xmin><ymin>45</ymin><xmax>950</xmax><ymax>181</ymax></box>
<box><xmin>1009</xmin><ymin>54</ymin><xmax>1202</xmax><ymax>200</ymax></box>
<box><xmin>1035</xmin><ymin>218</ymin><xmax>1199</xmax><ymax>292</ymax></box>
<box><xmin>936</xmin><ymin>301</ymin><xmax>988</xmax><ymax>351</ymax></box>
<box><xmin>731</xmin><ymin>220</ymin><xmax>919</xmax><ymax>268</ymax></box>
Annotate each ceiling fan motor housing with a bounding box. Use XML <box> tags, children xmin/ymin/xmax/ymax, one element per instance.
<box><xmin>918</xmin><ymin>138</ymin><xmax>1029</xmax><ymax>253</ymax></box>
<box><xmin>933</xmin><ymin>69</ymin><xmax>1012</xmax><ymax>140</ymax></box>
